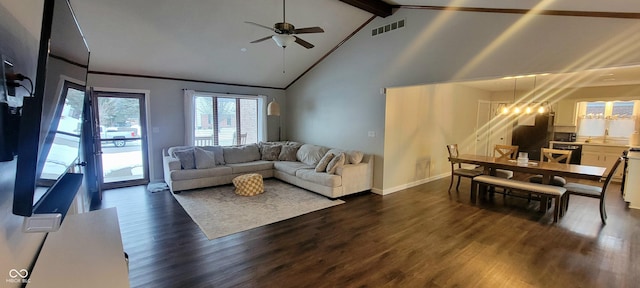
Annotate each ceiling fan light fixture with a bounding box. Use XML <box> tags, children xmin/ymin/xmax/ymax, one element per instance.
<box><xmin>272</xmin><ymin>34</ymin><xmax>295</xmax><ymax>48</ymax></box>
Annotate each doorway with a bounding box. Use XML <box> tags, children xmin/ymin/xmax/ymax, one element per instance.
<box><xmin>92</xmin><ymin>91</ymin><xmax>149</xmax><ymax>190</ymax></box>
<box><xmin>475</xmin><ymin>100</ymin><xmax>491</xmax><ymax>156</ymax></box>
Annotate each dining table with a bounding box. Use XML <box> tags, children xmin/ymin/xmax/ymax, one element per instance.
<box><xmin>449</xmin><ymin>154</ymin><xmax>607</xmax><ymax>211</ymax></box>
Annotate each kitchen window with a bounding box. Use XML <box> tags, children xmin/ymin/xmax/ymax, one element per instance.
<box><xmin>577</xmin><ymin>100</ymin><xmax>639</xmax><ymax>142</ymax></box>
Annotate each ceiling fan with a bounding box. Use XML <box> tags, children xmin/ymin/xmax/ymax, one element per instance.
<box><xmin>245</xmin><ymin>0</ymin><xmax>324</xmax><ymax>49</ymax></box>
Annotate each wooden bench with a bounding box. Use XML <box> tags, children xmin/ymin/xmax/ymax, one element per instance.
<box><xmin>471</xmin><ymin>175</ymin><xmax>567</xmax><ymax>223</ymax></box>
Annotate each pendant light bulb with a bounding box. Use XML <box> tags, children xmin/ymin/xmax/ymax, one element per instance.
<box><xmin>525</xmin><ymin>106</ymin><xmax>532</xmax><ymax>114</ymax></box>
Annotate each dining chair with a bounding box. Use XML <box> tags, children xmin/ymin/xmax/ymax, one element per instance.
<box><xmin>446</xmin><ymin>144</ymin><xmax>483</xmax><ymax>193</ymax></box>
<box><xmin>563</xmin><ymin>156</ymin><xmax>624</xmax><ymax>225</ymax></box>
<box><xmin>493</xmin><ymin>144</ymin><xmax>518</xmax><ymax>179</ymax></box>
<box><xmin>528</xmin><ymin>148</ymin><xmax>573</xmax><ymax>187</ymax></box>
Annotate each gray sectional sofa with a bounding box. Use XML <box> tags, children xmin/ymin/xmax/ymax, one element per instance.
<box><xmin>162</xmin><ymin>142</ymin><xmax>373</xmax><ymax>198</ymax></box>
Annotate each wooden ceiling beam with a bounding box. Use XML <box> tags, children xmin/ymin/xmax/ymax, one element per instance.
<box><xmin>340</xmin><ymin>0</ymin><xmax>394</xmax><ymax>18</ymax></box>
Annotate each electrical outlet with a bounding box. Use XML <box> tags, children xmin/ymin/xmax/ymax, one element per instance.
<box><xmin>368</xmin><ymin>131</ymin><xmax>376</xmax><ymax>137</ymax></box>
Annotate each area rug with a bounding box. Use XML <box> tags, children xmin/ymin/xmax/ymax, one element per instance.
<box><xmin>172</xmin><ymin>179</ymin><xmax>345</xmax><ymax>240</ymax></box>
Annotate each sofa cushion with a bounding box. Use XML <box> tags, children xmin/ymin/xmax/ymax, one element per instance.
<box><xmin>326</xmin><ymin>152</ymin><xmax>346</xmax><ymax>174</ymax></box>
<box><xmin>223</xmin><ymin>144</ymin><xmax>261</xmax><ymax>164</ymax></box>
<box><xmin>260</xmin><ymin>144</ymin><xmax>281</xmax><ymax>161</ymax></box>
<box><xmin>315</xmin><ymin>153</ymin><xmax>334</xmax><ymax>172</ymax></box>
<box><xmin>170</xmin><ymin>166</ymin><xmax>233</xmax><ymax>181</ymax></box>
<box><xmin>273</xmin><ymin>161</ymin><xmax>314</xmax><ymax>176</ymax></box>
<box><xmin>278</xmin><ymin>145</ymin><xmax>299</xmax><ymax>161</ymax></box>
<box><xmin>200</xmin><ymin>146</ymin><xmax>225</xmax><ymax>165</ymax></box>
<box><xmin>194</xmin><ymin>147</ymin><xmax>216</xmax><ymax>169</ymax></box>
<box><xmin>168</xmin><ymin>146</ymin><xmax>225</xmax><ymax>165</ymax></box>
<box><xmin>295</xmin><ymin>169</ymin><xmax>342</xmax><ymax>187</ymax></box>
<box><xmin>327</xmin><ymin>148</ymin><xmax>364</xmax><ymax>165</ymax></box>
<box><xmin>296</xmin><ymin>144</ymin><xmax>329</xmax><ymax>166</ymax></box>
<box><xmin>174</xmin><ymin>149</ymin><xmax>196</xmax><ymax>169</ymax></box>
<box><xmin>226</xmin><ymin>161</ymin><xmax>274</xmax><ymax>174</ymax></box>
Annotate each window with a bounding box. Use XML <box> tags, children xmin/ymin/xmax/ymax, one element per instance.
<box><xmin>41</xmin><ymin>81</ymin><xmax>85</xmax><ymax>180</ymax></box>
<box><xmin>190</xmin><ymin>92</ymin><xmax>265</xmax><ymax>146</ymax></box>
<box><xmin>577</xmin><ymin>100</ymin><xmax>639</xmax><ymax>141</ymax></box>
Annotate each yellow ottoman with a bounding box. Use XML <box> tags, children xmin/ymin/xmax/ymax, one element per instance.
<box><xmin>232</xmin><ymin>173</ymin><xmax>264</xmax><ymax>196</ymax></box>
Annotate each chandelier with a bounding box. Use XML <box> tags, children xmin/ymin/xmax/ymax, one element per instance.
<box><xmin>496</xmin><ymin>76</ymin><xmax>551</xmax><ymax>116</ymax></box>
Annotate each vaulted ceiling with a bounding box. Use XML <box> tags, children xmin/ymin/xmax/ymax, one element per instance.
<box><xmin>68</xmin><ymin>0</ymin><xmax>640</xmax><ymax>89</ymax></box>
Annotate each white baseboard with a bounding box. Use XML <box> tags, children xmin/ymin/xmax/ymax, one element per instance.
<box><xmin>379</xmin><ymin>172</ymin><xmax>450</xmax><ymax>195</ymax></box>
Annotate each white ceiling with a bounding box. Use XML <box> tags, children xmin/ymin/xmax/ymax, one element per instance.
<box><xmin>388</xmin><ymin>0</ymin><xmax>640</xmax><ymax>13</ymax></box>
<box><xmin>68</xmin><ymin>0</ymin><xmax>640</xmax><ymax>89</ymax></box>
<box><xmin>459</xmin><ymin>65</ymin><xmax>640</xmax><ymax>92</ymax></box>
<box><xmin>70</xmin><ymin>0</ymin><xmax>372</xmax><ymax>88</ymax></box>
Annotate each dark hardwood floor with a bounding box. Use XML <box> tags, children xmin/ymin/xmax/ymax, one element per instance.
<box><xmin>98</xmin><ymin>177</ymin><xmax>640</xmax><ymax>288</ymax></box>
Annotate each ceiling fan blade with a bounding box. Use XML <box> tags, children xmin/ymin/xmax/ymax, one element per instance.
<box><xmin>294</xmin><ymin>36</ymin><xmax>314</xmax><ymax>49</ymax></box>
<box><xmin>294</xmin><ymin>27</ymin><xmax>324</xmax><ymax>34</ymax></box>
<box><xmin>250</xmin><ymin>35</ymin><xmax>274</xmax><ymax>43</ymax></box>
<box><xmin>244</xmin><ymin>21</ymin><xmax>280</xmax><ymax>33</ymax></box>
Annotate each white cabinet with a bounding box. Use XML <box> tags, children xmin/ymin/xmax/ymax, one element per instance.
<box><xmin>554</xmin><ymin>100</ymin><xmax>578</xmax><ymax>126</ymax></box>
<box><xmin>28</xmin><ymin>208</ymin><xmax>129</xmax><ymax>287</ymax></box>
<box><xmin>581</xmin><ymin>145</ymin><xmax>627</xmax><ymax>180</ymax></box>
<box><xmin>624</xmin><ymin>152</ymin><xmax>640</xmax><ymax>209</ymax></box>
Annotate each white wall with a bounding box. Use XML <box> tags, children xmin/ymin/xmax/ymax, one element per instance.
<box><xmin>286</xmin><ymin>7</ymin><xmax>640</xmax><ymax>192</ymax></box>
<box><xmin>383</xmin><ymin>84</ymin><xmax>490</xmax><ymax>193</ymax></box>
<box><xmin>87</xmin><ymin>74</ymin><xmax>286</xmax><ymax>181</ymax></box>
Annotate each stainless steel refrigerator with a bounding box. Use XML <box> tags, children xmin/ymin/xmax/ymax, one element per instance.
<box><xmin>511</xmin><ymin>113</ymin><xmax>554</xmax><ymax>161</ymax></box>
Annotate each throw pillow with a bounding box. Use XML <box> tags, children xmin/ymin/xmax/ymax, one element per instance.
<box><xmin>169</xmin><ymin>146</ymin><xmax>192</xmax><ymax>158</ymax></box>
<box><xmin>326</xmin><ymin>153</ymin><xmax>345</xmax><ymax>175</ymax></box>
<box><xmin>296</xmin><ymin>144</ymin><xmax>330</xmax><ymax>166</ymax></box>
<box><xmin>327</xmin><ymin>148</ymin><xmax>365</xmax><ymax>165</ymax></box>
<box><xmin>278</xmin><ymin>145</ymin><xmax>299</xmax><ymax>161</ymax></box>
<box><xmin>347</xmin><ymin>150</ymin><xmax>364</xmax><ymax>164</ymax></box>
<box><xmin>194</xmin><ymin>147</ymin><xmax>216</xmax><ymax>169</ymax></box>
<box><xmin>174</xmin><ymin>149</ymin><xmax>196</xmax><ymax>169</ymax></box>
<box><xmin>261</xmin><ymin>144</ymin><xmax>282</xmax><ymax>161</ymax></box>
<box><xmin>201</xmin><ymin>146</ymin><xmax>225</xmax><ymax>165</ymax></box>
<box><xmin>315</xmin><ymin>153</ymin><xmax>335</xmax><ymax>172</ymax></box>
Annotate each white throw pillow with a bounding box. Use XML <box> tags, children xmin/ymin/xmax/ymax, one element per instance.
<box><xmin>347</xmin><ymin>150</ymin><xmax>364</xmax><ymax>164</ymax></box>
<box><xmin>315</xmin><ymin>153</ymin><xmax>335</xmax><ymax>172</ymax></box>
<box><xmin>326</xmin><ymin>148</ymin><xmax>364</xmax><ymax>164</ymax></box>
<box><xmin>326</xmin><ymin>153</ymin><xmax>345</xmax><ymax>175</ymax></box>
<box><xmin>296</xmin><ymin>144</ymin><xmax>329</xmax><ymax>166</ymax></box>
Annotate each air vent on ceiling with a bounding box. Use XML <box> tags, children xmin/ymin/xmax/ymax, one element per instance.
<box><xmin>371</xmin><ymin>19</ymin><xmax>405</xmax><ymax>37</ymax></box>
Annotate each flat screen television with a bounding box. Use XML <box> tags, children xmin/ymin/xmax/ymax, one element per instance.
<box><xmin>12</xmin><ymin>0</ymin><xmax>90</xmax><ymax>229</ymax></box>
